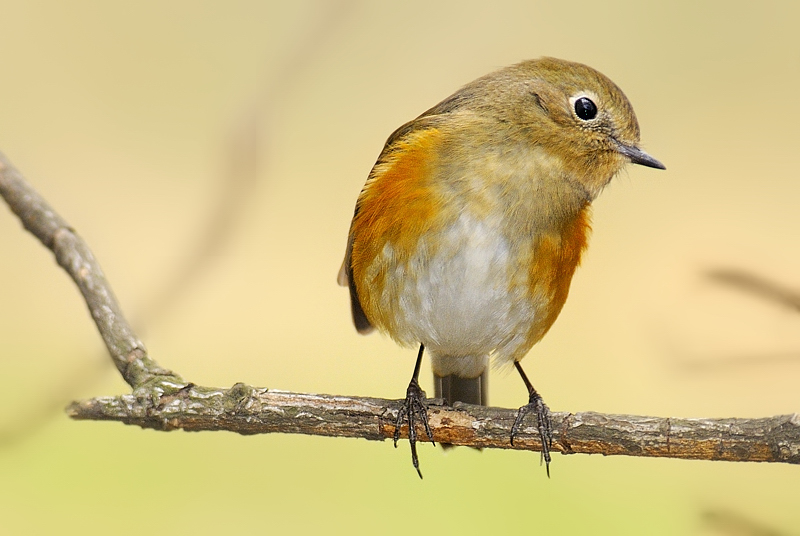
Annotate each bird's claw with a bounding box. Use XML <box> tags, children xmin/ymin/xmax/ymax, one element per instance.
<box><xmin>393</xmin><ymin>378</ymin><xmax>435</xmax><ymax>478</ymax></box>
<box><xmin>511</xmin><ymin>392</ymin><xmax>553</xmax><ymax>477</ymax></box>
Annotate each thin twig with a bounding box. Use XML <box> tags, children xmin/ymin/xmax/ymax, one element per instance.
<box><xmin>0</xmin><ymin>152</ymin><xmax>178</xmax><ymax>389</ymax></box>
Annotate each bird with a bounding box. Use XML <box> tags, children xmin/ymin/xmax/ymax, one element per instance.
<box><xmin>337</xmin><ymin>57</ymin><xmax>664</xmax><ymax>477</ymax></box>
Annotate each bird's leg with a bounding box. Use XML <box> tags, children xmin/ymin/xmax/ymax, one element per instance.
<box><xmin>393</xmin><ymin>343</ymin><xmax>435</xmax><ymax>479</ymax></box>
<box><xmin>510</xmin><ymin>360</ymin><xmax>553</xmax><ymax>477</ymax></box>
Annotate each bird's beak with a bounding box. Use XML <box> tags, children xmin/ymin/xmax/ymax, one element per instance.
<box><xmin>616</xmin><ymin>142</ymin><xmax>666</xmax><ymax>170</ymax></box>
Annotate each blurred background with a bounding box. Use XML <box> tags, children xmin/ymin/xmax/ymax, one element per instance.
<box><xmin>0</xmin><ymin>1</ymin><xmax>798</xmax><ymax>534</ymax></box>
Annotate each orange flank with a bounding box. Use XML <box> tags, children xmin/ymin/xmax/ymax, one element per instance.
<box><xmin>349</xmin><ymin>127</ymin><xmax>447</xmax><ymax>328</ymax></box>
<box><xmin>524</xmin><ymin>205</ymin><xmax>591</xmax><ymax>348</ymax></box>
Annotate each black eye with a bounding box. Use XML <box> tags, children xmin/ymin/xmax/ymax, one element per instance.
<box><xmin>574</xmin><ymin>97</ymin><xmax>597</xmax><ymax>121</ymax></box>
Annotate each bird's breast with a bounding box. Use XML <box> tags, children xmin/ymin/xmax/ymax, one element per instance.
<box><xmin>355</xmin><ymin>205</ymin><xmax>588</xmax><ymax>364</ymax></box>
<box><xmin>349</xmin><ymin>125</ymin><xmax>590</xmax><ymax>364</ymax></box>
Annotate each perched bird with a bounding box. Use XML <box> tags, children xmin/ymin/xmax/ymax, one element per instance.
<box><xmin>338</xmin><ymin>57</ymin><xmax>664</xmax><ymax>477</ymax></box>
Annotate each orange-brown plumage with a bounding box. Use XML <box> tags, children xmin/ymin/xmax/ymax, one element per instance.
<box><xmin>347</xmin><ymin>128</ymin><xmax>447</xmax><ymax>334</ymax></box>
<box><xmin>523</xmin><ymin>204</ymin><xmax>591</xmax><ymax>349</ymax></box>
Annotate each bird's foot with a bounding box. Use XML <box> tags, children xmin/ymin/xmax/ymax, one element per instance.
<box><xmin>393</xmin><ymin>378</ymin><xmax>435</xmax><ymax>479</ymax></box>
<box><xmin>511</xmin><ymin>391</ymin><xmax>553</xmax><ymax>476</ymax></box>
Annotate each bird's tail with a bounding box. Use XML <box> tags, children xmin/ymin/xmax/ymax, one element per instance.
<box><xmin>434</xmin><ymin>372</ymin><xmax>488</xmax><ymax>407</ymax></box>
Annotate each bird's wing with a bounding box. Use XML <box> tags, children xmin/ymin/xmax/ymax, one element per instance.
<box><xmin>338</xmin><ymin>114</ymin><xmax>450</xmax><ymax>335</ymax></box>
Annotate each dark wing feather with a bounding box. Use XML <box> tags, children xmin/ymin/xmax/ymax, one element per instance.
<box><xmin>337</xmin><ymin>218</ymin><xmax>374</xmax><ymax>334</ymax></box>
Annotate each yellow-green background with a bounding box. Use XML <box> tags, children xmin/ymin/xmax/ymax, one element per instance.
<box><xmin>1</xmin><ymin>1</ymin><xmax>798</xmax><ymax>534</ymax></box>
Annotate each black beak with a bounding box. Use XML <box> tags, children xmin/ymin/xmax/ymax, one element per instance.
<box><xmin>616</xmin><ymin>142</ymin><xmax>666</xmax><ymax>170</ymax></box>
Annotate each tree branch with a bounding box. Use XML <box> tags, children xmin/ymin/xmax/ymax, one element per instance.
<box><xmin>3</xmin><ymin>150</ymin><xmax>800</xmax><ymax>465</ymax></box>
<box><xmin>66</xmin><ymin>384</ymin><xmax>800</xmax><ymax>464</ymax></box>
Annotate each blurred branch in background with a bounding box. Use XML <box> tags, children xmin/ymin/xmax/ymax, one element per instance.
<box><xmin>665</xmin><ymin>268</ymin><xmax>800</xmax><ymax>374</ymax></box>
<box><xmin>674</xmin><ymin>351</ymin><xmax>800</xmax><ymax>374</ymax></box>
<box><xmin>140</xmin><ymin>0</ymin><xmax>356</xmax><ymax>324</ymax></box>
<box><xmin>701</xmin><ymin>508</ymin><xmax>792</xmax><ymax>536</ymax></box>
<box><xmin>0</xmin><ymin>359</ymin><xmax>108</xmax><ymax>447</ymax></box>
<box><xmin>0</xmin><ymin>0</ymin><xmax>356</xmax><ymax>444</ymax></box>
<box><xmin>2</xmin><ymin>152</ymin><xmax>800</xmax><ymax>466</ymax></box>
<box><xmin>706</xmin><ymin>269</ymin><xmax>800</xmax><ymax>313</ymax></box>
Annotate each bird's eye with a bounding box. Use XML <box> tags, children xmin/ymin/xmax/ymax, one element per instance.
<box><xmin>574</xmin><ymin>97</ymin><xmax>597</xmax><ymax>121</ymax></box>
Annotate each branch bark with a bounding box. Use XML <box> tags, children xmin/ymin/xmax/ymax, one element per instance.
<box><xmin>3</xmin><ymin>150</ymin><xmax>800</xmax><ymax>466</ymax></box>
<box><xmin>66</xmin><ymin>383</ymin><xmax>800</xmax><ymax>464</ymax></box>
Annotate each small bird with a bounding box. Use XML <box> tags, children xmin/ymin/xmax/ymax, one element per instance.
<box><xmin>338</xmin><ymin>57</ymin><xmax>664</xmax><ymax>477</ymax></box>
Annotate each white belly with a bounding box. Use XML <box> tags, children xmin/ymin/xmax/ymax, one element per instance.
<box><xmin>383</xmin><ymin>213</ymin><xmax>534</xmax><ymax>376</ymax></box>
